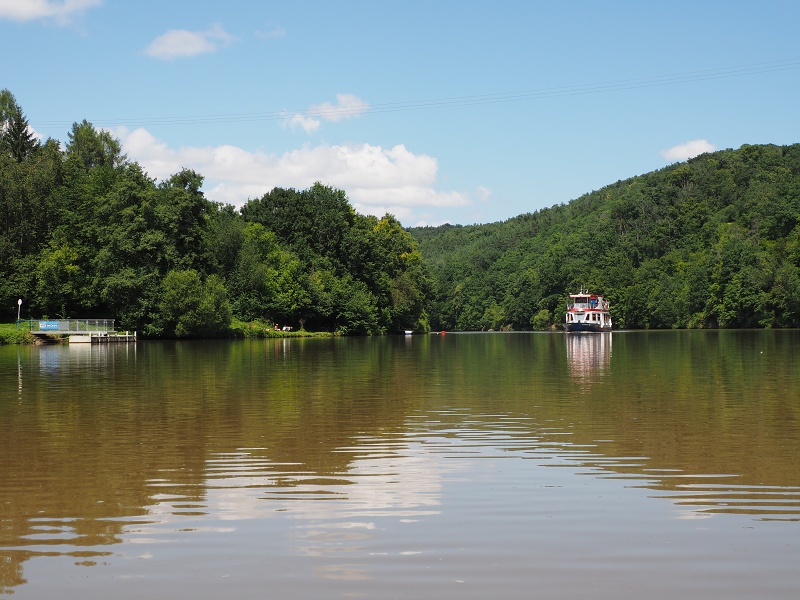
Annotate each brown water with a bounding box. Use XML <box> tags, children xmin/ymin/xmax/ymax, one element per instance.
<box><xmin>1</xmin><ymin>331</ymin><xmax>799</xmax><ymax>599</ymax></box>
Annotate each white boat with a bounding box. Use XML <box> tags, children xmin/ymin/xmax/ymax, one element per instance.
<box><xmin>565</xmin><ymin>287</ymin><xmax>612</xmax><ymax>332</ymax></box>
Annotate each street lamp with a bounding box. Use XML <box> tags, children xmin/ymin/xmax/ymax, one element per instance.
<box><xmin>17</xmin><ymin>299</ymin><xmax>22</xmax><ymax>328</ymax></box>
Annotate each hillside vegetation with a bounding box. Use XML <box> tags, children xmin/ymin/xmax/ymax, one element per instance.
<box><xmin>410</xmin><ymin>143</ymin><xmax>800</xmax><ymax>330</ymax></box>
<box><xmin>3</xmin><ymin>86</ymin><xmax>798</xmax><ymax>336</ymax></box>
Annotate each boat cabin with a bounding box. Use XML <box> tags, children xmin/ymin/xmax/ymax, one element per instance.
<box><xmin>568</xmin><ymin>293</ymin><xmax>606</xmax><ymax>310</ymax></box>
<box><xmin>565</xmin><ymin>288</ymin><xmax>612</xmax><ymax>332</ymax></box>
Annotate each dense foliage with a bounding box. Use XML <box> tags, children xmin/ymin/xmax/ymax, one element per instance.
<box><xmin>411</xmin><ymin>143</ymin><xmax>800</xmax><ymax>330</ymax></box>
<box><xmin>0</xmin><ymin>90</ymin><xmax>431</xmax><ymax>337</ymax></box>
<box><xmin>4</xmin><ymin>88</ymin><xmax>799</xmax><ymax>336</ymax></box>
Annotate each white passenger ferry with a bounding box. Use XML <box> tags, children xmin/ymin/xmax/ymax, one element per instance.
<box><xmin>564</xmin><ymin>288</ymin><xmax>612</xmax><ymax>332</ymax></box>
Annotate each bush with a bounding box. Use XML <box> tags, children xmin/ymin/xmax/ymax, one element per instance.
<box><xmin>532</xmin><ymin>309</ymin><xmax>552</xmax><ymax>330</ymax></box>
<box><xmin>0</xmin><ymin>323</ymin><xmax>35</xmax><ymax>344</ymax></box>
<box><xmin>151</xmin><ymin>270</ymin><xmax>232</xmax><ymax>338</ymax></box>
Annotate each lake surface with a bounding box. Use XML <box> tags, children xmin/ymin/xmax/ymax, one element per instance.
<box><xmin>1</xmin><ymin>331</ymin><xmax>799</xmax><ymax>599</ymax></box>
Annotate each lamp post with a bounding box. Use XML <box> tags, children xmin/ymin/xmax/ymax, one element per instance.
<box><xmin>17</xmin><ymin>298</ymin><xmax>22</xmax><ymax>328</ymax></box>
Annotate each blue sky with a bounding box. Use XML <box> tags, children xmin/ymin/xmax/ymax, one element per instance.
<box><xmin>2</xmin><ymin>1</ymin><xmax>799</xmax><ymax>226</ymax></box>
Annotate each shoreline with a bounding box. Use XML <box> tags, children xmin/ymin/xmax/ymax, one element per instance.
<box><xmin>0</xmin><ymin>322</ymin><xmax>334</xmax><ymax>345</ymax></box>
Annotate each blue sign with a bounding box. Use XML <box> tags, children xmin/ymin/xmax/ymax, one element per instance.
<box><xmin>39</xmin><ymin>321</ymin><xmax>59</xmax><ymax>331</ymax></box>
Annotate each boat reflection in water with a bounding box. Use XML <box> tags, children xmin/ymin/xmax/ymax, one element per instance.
<box><xmin>565</xmin><ymin>331</ymin><xmax>612</xmax><ymax>384</ymax></box>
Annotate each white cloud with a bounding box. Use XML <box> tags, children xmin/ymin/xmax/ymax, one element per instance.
<box><xmin>308</xmin><ymin>94</ymin><xmax>370</xmax><ymax>122</ymax></box>
<box><xmin>144</xmin><ymin>24</ymin><xmax>236</xmax><ymax>60</ymax></box>
<box><xmin>255</xmin><ymin>24</ymin><xmax>286</xmax><ymax>40</ymax></box>
<box><xmin>285</xmin><ymin>94</ymin><xmax>370</xmax><ymax>133</ymax></box>
<box><xmin>286</xmin><ymin>113</ymin><xmax>321</xmax><ymax>135</ymax></box>
<box><xmin>661</xmin><ymin>139</ymin><xmax>716</xmax><ymax>162</ymax></box>
<box><xmin>0</xmin><ymin>0</ymin><xmax>101</xmax><ymax>23</ymax></box>
<box><xmin>114</xmin><ymin>127</ymin><xmax>470</xmax><ymax>224</ymax></box>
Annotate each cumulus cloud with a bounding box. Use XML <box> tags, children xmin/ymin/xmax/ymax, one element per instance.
<box><xmin>0</xmin><ymin>0</ymin><xmax>102</xmax><ymax>23</ymax></box>
<box><xmin>144</xmin><ymin>23</ymin><xmax>236</xmax><ymax>60</ymax></box>
<box><xmin>114</xmin><ymin>126</ymin><xmax>470</xmax><ymax>223</ymax></box>
<box><xmin>661</xmin><ymin>139</ymin><xmax>716</xmax><ymax>162</ymax></box>
<box><xmin>285</xmin><ymin>94</ymin><xmax>370</xmax><ymax>133</ymax></box>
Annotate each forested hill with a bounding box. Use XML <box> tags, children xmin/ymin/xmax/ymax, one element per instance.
<box><xmin>409</xmin><ymin>143</ymin><xmax>800</xmax><ymax>331</ymax></box>
<box><xmin>3</xmin><ymin>83</ymin><xmax>798</xmax><ymax>336</ymax></box>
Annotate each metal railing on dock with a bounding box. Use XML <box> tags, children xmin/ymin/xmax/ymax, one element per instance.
<box><xmin>30</xmin><ymin>319</ymin><xmax>116</xmax><ymax>334</ymax></box>
<box><xmin>27</xmin><ymin>319</ymin><xmax>137</xmax><ymax>343</ymax></box>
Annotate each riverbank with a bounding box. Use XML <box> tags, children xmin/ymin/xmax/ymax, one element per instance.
<box><xmin>0</xmin><ymin>321</ymin><xmax>333</xmax><ymax>345</ymax></box>
<box><xmin>0</xmin><ymin>323</ymin><xmax>35</xmax><ymax>345</ymax></box>
<box><xmin>229</xmin><ymin>319</ymin><xmax>334</xmax><ymax>339</ymax></box>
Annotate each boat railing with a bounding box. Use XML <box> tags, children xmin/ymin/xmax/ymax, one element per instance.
<box><xmin>567</xmin><ymin>300</ymin><xmax>609</xmax><ymax>310</ymax></box>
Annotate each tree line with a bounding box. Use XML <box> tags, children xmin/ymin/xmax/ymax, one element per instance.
<box><xmin>0</xmin><ymin>89</ymin><xmax>431</xmax><ymax>337</ymax></box>
<box><xmin>410</xmin><ymin>143</ymin><xmax>800</xmax><ymax>330</ymax></box>
<box><xmin>4</xmin><ymin>88</ymin><xmax>799</xmax><ymax>336</ymax></box>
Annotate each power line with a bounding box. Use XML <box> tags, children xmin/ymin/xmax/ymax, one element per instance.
<box><xmin>32</xmin><ymin>58</ymin><xmax>800</xmax><ymax>130</ymax></box>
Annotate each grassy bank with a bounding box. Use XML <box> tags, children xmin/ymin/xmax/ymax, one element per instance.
<box><xmin>0</xmin><ymin>323</ymin><xmax>35</xmax><ymax>345</ymax></box>
<box><xmin>1</xmin><ymin>320</ymin><xmax>334</xmax><ymax>344</ymax></box>
<box><xmin>229</xmin><ymin>319</ymin><xmax>334</xmax><ymax>339</ymax></box>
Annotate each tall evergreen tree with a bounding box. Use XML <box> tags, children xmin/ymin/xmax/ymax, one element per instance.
<box><xmin>1</xmin><ymin>110</ymin><xmax>38</xmax><ymax>162</ymax></box>
<box><xmin>1</xmin><ymin>89</ymin><xmax>38</xmax><ymax>162</ymax></box>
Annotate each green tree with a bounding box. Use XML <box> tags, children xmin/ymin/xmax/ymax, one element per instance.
<box><xmin>207</xmin><ymin>203</ymin><xmax>245</xmax><ymax>274</ymax></box>
<box><xmin>154</xmin><ymin>269</ymin><xmax>231</xmax><ymax>338</ymax></box>
<box><xmin>1</xmin><ymin>109</ymin><xmax>38</xmax><ymax>162</ymax></box>
<box><xmin>481</xmin><ymin>303</ymin><xmax>505</xmax><ymax>330</ymax></box>
<box><xmin>0</xmin><ymin>94</ymin><xmax>60</xmax><ymax>266</ymax></box>
<box><xmin>331</xmin><ymin>275</ymin><xmax>379</xmax><ymax>335</ymax></box>
<box><xmin>228</xmin><ymin>222</ymin><xmax>288</xmax><ymax>321</ymax></box>
<box><xmin>241</xmin><ymin>183</ymin><xmax>355</xmax><ymax>269</ymax></box>
<box><xmin>531</xmin><ymin>308</ymin><xmax>552</xmax><ymax>330</ymax></box>
<box><xmin>0</xmin><ymin>89</ymin><xmax>19</xmax><ymax>121</ymax></box>
<box><xmin>34</xmin><ymin>241</ymin><xmax>84</xmax><ymax>318</ymax></box>
<box><xmin>369</xmin><ymin>214</ymin><xmax>432</xmax><ymax>331</ymax></box>
<box><xmin>157</xmin><ymin>169</ymin><xmax>213</xmax><ymax>271</ymax></box>
<box><xmin>90</xmin><ymin>163</ymin><xmax>163</xmax><ymax>328</ymax></box>
<box><xmin>66</xmin><ymin>119</ymin><xmax>125</xmax><ymax>172</ymax></box>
